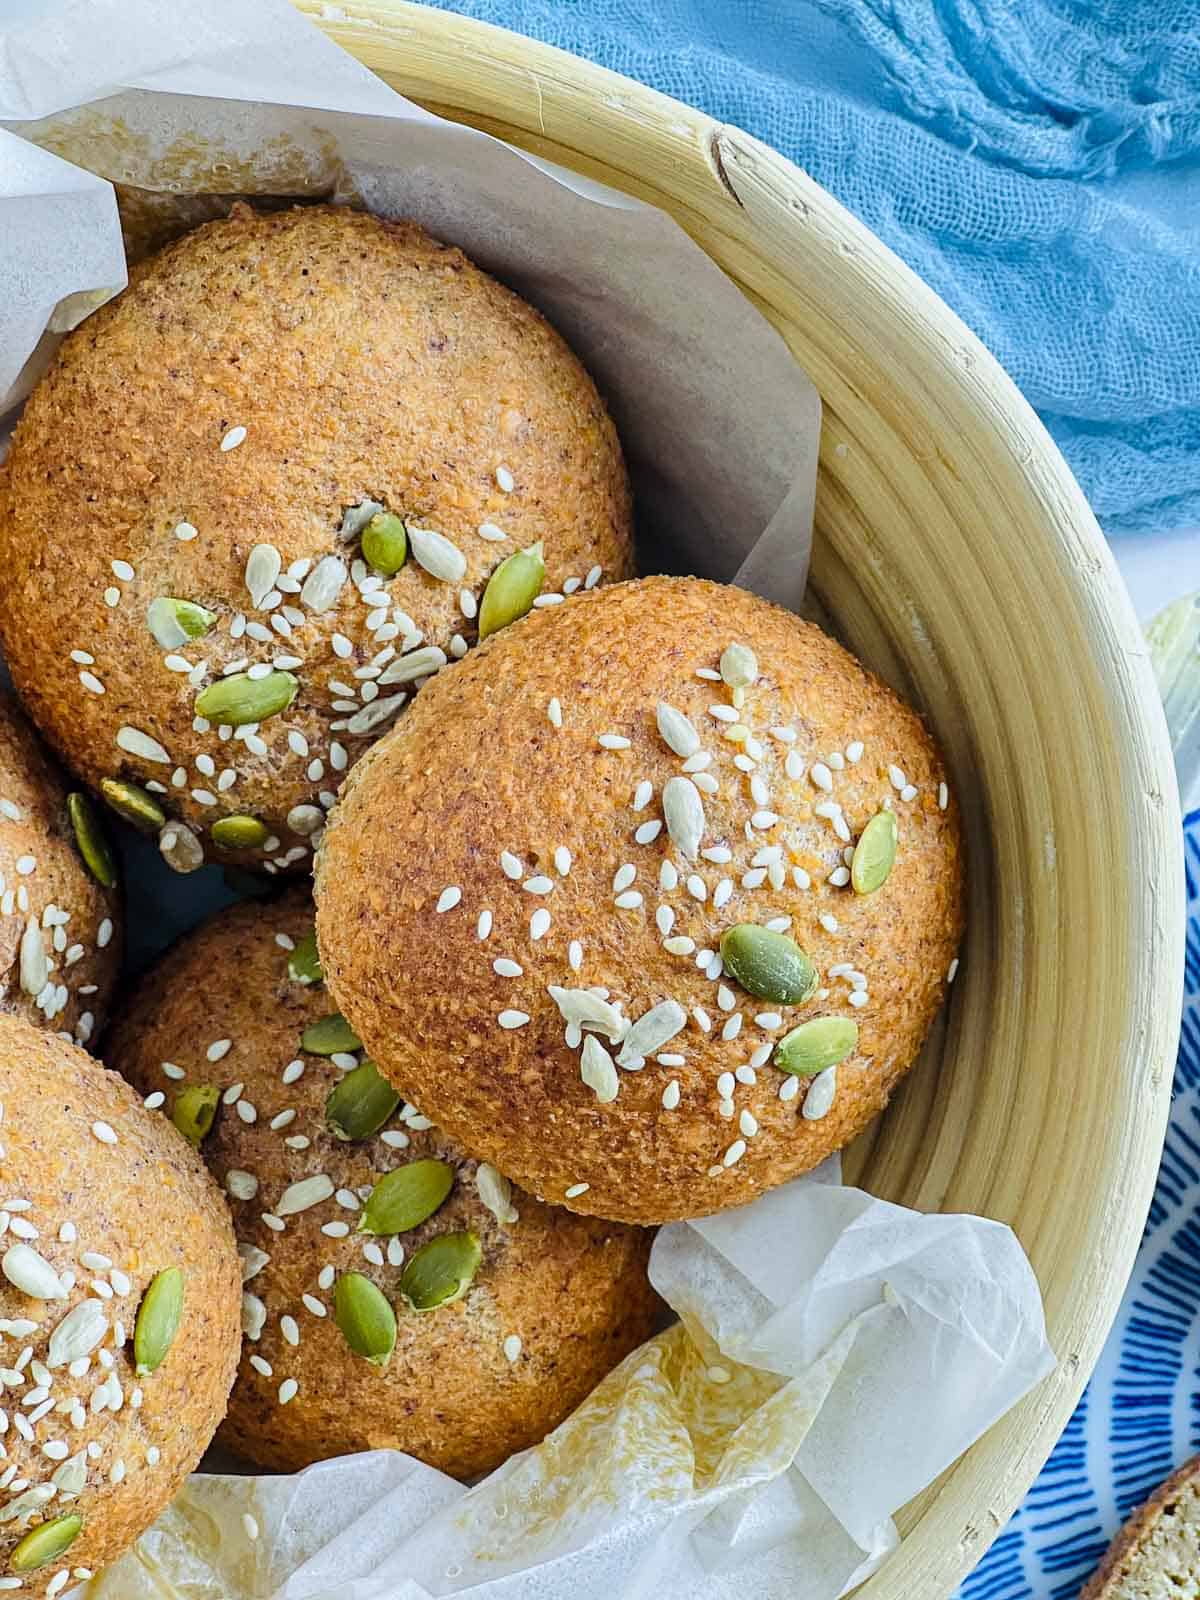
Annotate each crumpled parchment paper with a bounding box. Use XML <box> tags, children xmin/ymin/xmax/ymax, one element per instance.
<box><xmin>0</xmin><ymin>3</ymin><xmax>1053</xmax><ymax>1595</ymax></box>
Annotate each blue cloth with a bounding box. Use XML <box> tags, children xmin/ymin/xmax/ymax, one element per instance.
<box><xmin>421</xmin><ymin>0</ymin><xmax>1200</xmax><ymax>535</ymax></box>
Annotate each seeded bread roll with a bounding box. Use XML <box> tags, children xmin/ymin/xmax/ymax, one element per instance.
<box><xmin>106</xmin><ymin>889</ymin><xmax>660</xmax><ymax>1480</ymax></box>
<box><xmin>0</xmin><ymin>203</ymin><xmax>633</xmax><ymax>878</ymax></box>
<box><xmin>315</xmin><ymin>575</ymin><xmax>964</xmax><ymax>1225</ymax></box>
<box><xmin>0</xmin><ymin>695</ymin><xmax>119</xmax><ymax>1046</ymax></box>
<box><xmin>0</xmin><ymin>1017</ymin><xmax>240</xmax><ymax>1596</ymax></box>
<box><xmin>1081</xmin><ymin>1455</ymin><xmax>1200</xmax><ymax>1598</ymax></box>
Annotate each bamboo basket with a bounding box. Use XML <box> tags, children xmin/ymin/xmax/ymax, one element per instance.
<box><xmin>296</xmin><ymin>3</ymin><xmax>1185</xmax><ymax>1592</ymax></box>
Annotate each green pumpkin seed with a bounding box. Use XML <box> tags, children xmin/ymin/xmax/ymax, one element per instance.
<box><xmin>67</xmin><ymin>792</ymin><xmax>117</xmax><ymax>889</ymax></box>
<box><xmin>10</xmin><ymin>1514</ymin><xmax>83</xmax><ymax>1572</ymax></box>
<box><xmin>399</xmin><ymin>1230</ymin><xmax>481</xmax><ymax>1311</ymax></box>
<box><xmin>361</xmin><ymin>512</ymin><xmax>408</xmax><ymax>576</ymax></box>
<box><xmin>477</xmin><ymin>541</ymin><xmax>545</xmax><ymax>639</ymax></box>
<box><xmin>720</xmin><ymin>924</ymin><xmax>818</xmax><ymax>1005</ymax></box>
<box><xmin>360</xmin><ymin>1159</ymin><xmax>454</xmax><ymax>1235</ymax></box>
<box><xmin>334</xmin><ymin>1272</ymin><xmax>396</xmax><ymax>1365</ymax></box>
<box><xmin>851</xmin><ymin>810</ymin><xmax>899</xmax><ymax>895</ymax></box>
<box><xmin>100</xmin><ymin>777</ymin><xmax>166</xmax><ymax>834</ymax></box>
<box><xmin>210</xmin><ymin>815</ymin><xmax>270</xmax><ymax>850</ymax></box>
<box><xmin>288</xmin><ymin>928</ymin><xmax>323</xmax><ymax>985</ymax></box>
<box><xmin>172</xmin><ymin>1083</ymin><xmax>220</xmax><ymax>1145</ymax></box>
<box><xmin>146</xmin><ymin>596</ymin><xmax>217</xmax><ymax>650</ymax></box>
<box><xmin>775</xmin><ymin>1016</ymin><xmax>858</xmax><ymax>1077</ymax></box>
<box><xmin>134</xmin><ymin>1267</ymin><xmax>184</xmax><ymax>1376</ymax></box>
<box><xmin>326</xmin><ymin>1060</ymin><xmax>401</xmax><ymax>1141</ymax></box>
<box><xmin>301</xmin><ymin>1012</ymin><xmax>361</xmax><ymax>1056</ymax></box>
<box><xmin>194</xmin><ymin>670</ymin><xmax>298</xmax><ymax>728</ymax></box>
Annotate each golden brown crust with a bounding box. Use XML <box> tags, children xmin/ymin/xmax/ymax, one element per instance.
<box><xmin>0</xmin><ymin>694</ymin><xmax>119</xmax><ymax>1044</ymax></box>
<box><xmin>0</xmin><ymin>1017</ymin><xmax>240</xmax><ymax>1596</ymax></box>
<box><xmin>315</xmin><ymin>575</ymin><xmax>965</xmax><ymax>1225</ymax></box>
<box><xmin>105</xmin><ymin>889</ymin><xmax>659</xmax><ymax>1481</ymax></box>
<box><xmin>0</xmin><ymin>203</ymin><xmax>633</xmax><ymax>875</ymax></box>
<box><xmin>1081</xmin><ymin>1454</ymin><xmax>1200</xmax><ymax>1598</ymax></box>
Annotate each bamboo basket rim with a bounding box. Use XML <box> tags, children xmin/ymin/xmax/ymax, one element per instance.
<box><xmin>295</xmin><ymin>4</ymin><xmax>1185</xmax><ymax>1594</ymax></box>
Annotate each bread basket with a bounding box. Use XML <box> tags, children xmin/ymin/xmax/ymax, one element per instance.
<box><xmin>293</xmin><ymin>3</ymin><xmax>1185</xmax><ymax>1591</ymax></box>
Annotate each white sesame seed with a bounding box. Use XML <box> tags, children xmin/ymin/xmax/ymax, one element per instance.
<box><xmin>321</xmin><ymin>1221</ymin><xmax>350</xmax><ymax>1237</ymax></box>
<box><xmin>712</xmin><ymin>878</ymin><xmax>733</xmax><ymax>908</ymax></box>
<box><xmin>819</xmin><ymin>912</ymin><xmax>839</xmax><ymax>934</ymax></box>
<box><xmin>547</xmin><ymin>697</ymin><xmax>563</xmax><ymax>727</ymax></box>
<box><xmin>848</xmin><ymin>991</ymin><xmax>869</xmax><ymax>1008</ymax></box>
<box><xmin>278</xmin><ymin>1378</ymin><xmax>298</xmax><ymax>1405</ymax></box>
<box><xmin>503</xmin><ymin>1334</ymin><xmax>522</xmax><ymax>1362</ymax></box>
<box><xmin>900</xmin><ymin>784</ymin><xmax>918</xmax><ymax>802</ymax></box>
<box><xmin>947</xmin><ymin>957</ymin><xmax>960</xmax><ymax>983</ymax></box>
<box><xmin>436</xmin><ymin>887</ymin><xmax>462</xmax><ymax>913</ymax></box>
<box><xmin>938</xmin><ymin>781</ymin><xmax>949</xmax><ymax>809</ymax></box>
<box><xmin>827</xmin><ymin>751</ymin><xmax>846</xmax><ymax>770</ymax></box>
<box><xmin>90</xmin><ymin>1122</ymin><xmax>117</xmax><ymax>1146</ymax></box>
<box><xmin>495</xmin><ymin>465</ymin><xmax>515</xmax><ymax>492</ymax></box>
<box><xmin>493</xmin><ymin>958</ymin><xmax>523</xmax><ymax>978</ymax></box>
<box><xmin>477</xmin><ymin>910</ymin><xmax>493</xmax><ymax>941</ymax></box>
<box><xmin>708</xmin><ymin>704</ymin><xmax>739</xmax><ymax>723</ymax></box>
<box><xmin>568</xmin><ymin>939</ymin><xmax>583</xmax><ymax>971</ymax></box>
<box><xmin>220</xmin><ymin>425</ymin><xmax>247</xmax><ymax>451</ymax></box>
<box><xmin>584</xmin><ymin>565</ymin><xmax>602</xmax><ymax>589</ymax></box>
<box><xmin>755</xmin><ymin>1012</ymin><xmax>783</xmax><ymax>1030</ymax></box>
<box><xmin>174</xmin><ymin>521</ymin><xmax>198</xmax><ymax>541</ymax></box>
<box><xmin>207</xmin><ymin>1039</ymin><xmax>232</xmax><ymax>1062</ymax></box>
<box><xmin>828</xmin><ymin>866</ymin><xmax>851</xmax><ymax>887</ymax></box>
<box><xmin>614</xmin><ymin>890</ymin><xmax>643</xmax><ymax>910</ymax></box>
<box><xmin>281</xmin><ymin>1059</ymin><xmax>304</xmax><ymax>1085</ymax></box>
<box><xmin>479</xmin><ymin>521</ymin><xmax>506</xmax><ymax>541</ymax></box>
<box><xmin>693</xmin><ymin>1006</ymin><xmax>712</xmax><ymax>1032</ymax></box>
<box><xmin>301</xmin><ymin>1294</ymin><xmax>327</xmax><ymax>1318</ymax></box>
<box><xmin>564</xmin><ymin>1182</ymin><xmax>589</xmax><ymax>1199</ymax></box>
<box><xmin>811</xmin><ymin>763</ymin><xmax>834</xmax><ymax>792</ymax></box>
<box><xmin>721</xmin><ymin>1015</ymin><xmax>742</xmax><ymax>1041</ymax></box>
<box><xmin>889</xmin><ymin>765</ymin><xmax>907</xmax><ymax>790</ymax></box>
<box><xmin>102</xmin><ymin>586</ymin><xmax>120</xmax><ymax>607</ymax></box>
<box><xmin>663</xmin><ymin>936</ymin><xmax>695</xmax><ymax>956</ymax></box>
<box><xmin>498</xmin><ymin>1010</ymin><xmax>530</xmax><ymax>1030</ymax></box>
<box><xmin>553</xmin><ymin>846</ymin><xmax>572</xmax><ymax>876</ymax></box>
<box><xmin>613</xmin><ymin>864</ymin><xmax>637</xmax><ymax>894</ymax></box>
<box><xmin>524</xmin><ymin>876</ymin><xmax>555</xmax><ymax>895</ymax></box>
<box><xmin>500</xmin><ymin>851</ymin><xmax>523</xmax><ymax>880</ymax></box>
<box><xmin>598</xmin><ymin>733</ymin><xmax>630</xmax><ymax>750</ymax></box>
<box><xmin>723</xmin><ymin>1139</ymin><xmax>747</xmax><ymax>1167</ymax></box>
<box><xmin>686</xmin><ymin>874</ymin><xmax>707</xmax><ymax>901</ymax></box>
<box><xmin>530</xmin><ymin>909</ymin><xmax>550</xmax><ymax>941</ymax></box>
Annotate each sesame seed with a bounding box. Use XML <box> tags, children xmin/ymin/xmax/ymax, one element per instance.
<box><xmin>598</xmin><ymin>733</ymin><xmax>630</xmax><ymax>750</ymax></box>
<box><xmin>661</xmin><ymin>1081</ymin><xmax>681</xmax><ymax>1110</ymax></box>
<box><xmin>900</xmin><ymin>784</ymin><xmax>918</xmax><ymax>802</ymax></box>
<box><xmin>278</xmin><ymin>1378</ymin><xmax>298</xmax><ymax>1405</ymax></box>
<box><xmin>500</xmin><ymin>851</ymin><xmax>523</xmax><ymax>879</ymax></box>
<box><xmin>755</xmin><ymin>1012</ymin><xmax>782</xmax><ymax>1030</ymax></box>
<box><xmin>143</xmin><ymin>1091</ymin><xmax>165</xmax><ymax>1110</ymax></box>
<box><xmin>614</xmin><ymin>890</ymin><xmax>643</xmax><ymax>910</ymax></box>
<box><xmin>766</xmin><ymin>916</ymin><xmax>792</xmax><ymax>933</ymax></box>
<box><xmin>712</xmin><ymin>878</ymin><xmax>733</xmax><ymax>908</ymax></box>
<box><xmin>321</xmin><ymin>1221</ymin><xmax>350</xmax><ymax>1237</ymax></box>
<box><xmin>301</xmin><ymin>1294</ymin><xmax>327</xmax><ymax>1318</ymax></box>
<box><xmin>494</xmin><ymin>959</ymin><xmax>523</xmax><ymax>978</ymax></box>
<box><xmin>721</xmin><ymin>1015</ymin><xmax>742</xmax><ymax>1041</ymax></box>
<box><xmin>91</xmin><ymin>1122</ymin><xmax>117</xmax><ymax>1146</ymax></box>
<box><xmin>819</xmin><ymin>913</ymin><xmax>839</xmax><ymax>934</ymax></box>
<box><xmin>498</xmin><ymin>1010</ymin><xmax>530</xmax><ymax>1029</ymax></box>
<box><xmin>716</xmin><ymin>1071</ymin><xmax>735</xmax><ymax>1099</ymax></box>
<box><xmin>477</xmin><ymin>910</ymin><xmax>493</xmax><ymax>941</ymax></box>
<box><xmin>693</xmin><ymin>1007</ymin><xmax>712</xmax><ymax>1032</ymax></box>
<box><xmin>827</xmin><ymin>752</ymin><xmax>846</xmax><ymax>770</ymax></box>
<box><xmin>524</xmin><ymin>876</ymin><xmax>555</xmax><ymax>895</ymax></box>
<box><xmin>243</xmin><ymin>1513</ymin><xmax>260</xmax><ymax>1541</ymax></box>
<box><xmin>723</xmin><ymin>1140</ymin><xmax>747</xmax><ymax>1167</ymax></box>
<box><xmin>663</xmin><ymin>936</ymin><xmax>695</xmax><ymax>957</ymax></box>
<box><xmin>568</xmin><ymin>940</ymin><xmax>583</xmax><ymax>971</ymax></box>
<box><xmin>708</xmin><ymin>704</ymin><xmax>739</xmax><ymax>723</ymax></box>
<box><xmin>564</xmin><ymin>1183</ymin><xmax>589</xmax><ymax>1199</ymax></box>
<box><xmin>613</xmin><ymin>864</ymin><xmax>637</xmax><ymax>893</ymax></box>
<box><xmin>848</xmin><ymin>991</ymin><xmax>869</xmax><ymax>1008</ymax></box>
<box><xmin>717</xmin><ymin>985</ymin><xmax>736</xmax><ymax>1013</ymax></box>
<box><xmin>361</xmin><ymin>1242</ymin><xmax>384</xmax><ymax>1268</ymax></box>
<box><xmin>686</xmin><ymin>874</ymin><xmax>707</xmax><ymax>901</ymax></box>
<box><xmin>584</xmin><ymin>565</ymin><xmax>602</xmax><ymax>589</ymax></box>
<box><xmin>207</xmin><ymin>1039</ymin><xmax>232</xmax><ymax>1062</ymax></box>
<box><xmin>495</xmin><ymin>465</ymin><xmax>515</xmax><ymax>492</ymax></box>
<box><xmin>387</xmin><ymin>1237</ymin><xmax>405</xmax><ymax>1266</ymax></box>
<box><xmin>553</xmin><ymin>846</ymin><xmax>572</xmax><ymax>876</ymax></box>
<box><xmin>947</xmin><ymin>958</ymin><xmax>960</xmax><ymax>983</ymax></box>
<box><xmin>436</xmin><ymin>887</ymin><xmax>462</xmax><ymax>913</ymax></box>
<box><xmin>102</xmin><ymin>587</ymin><xmax>120</xmax><ymax>607</ymax></box>
<box><xmin>845</xmin><ymin>741</ymin><xmax>864</xmax><ymax>763</ymax></box>
<box><xmin>479</xmin><ymin>521</ymin><xmax>506</xmax><ymax>541</ymax></box>
<box><xmin>811</xmin><ymin>763</ymin><xmax>833</xmax><ymax>792</ymax></box>
<box><xmin>889</xmin><ymin>765</ymin><xmax>907</xmax><ymax>790</ymax></box>
<box><xmin>503</xmin><ymin>1334</ymin><xmax>522</xmax><ymax>1362</ymax></box>
<box><xmin>220</xmin><ymin>425</ymin><xmax>247</xmax><ymax>451</ymax></box>
<box><xmin>261</xmin><ymin>1214</ymin><xmax>285</xmax><ymax>1233</ymax></box>
<box><xmin>14</xmin><ymin>857</ymin><xmax>34</xmax><ymax>877</ymax></box>
<box><xmin>79</xmin><ymin>672</ymin><xmax>105</xmax><ymax>696</ymax></box>
<box><xmin>281</xmin><ymin>1059</ymin><xmax>304</xmax><ymax>1085</ymax></box>
<box><xmin>529</xmin><ymin>909</ymin><xmax>551</xmax><ymax>941</ymax></box>
<box><xmin>938</xmin><ymin>781</ymin><xmax>949</xmax><ymax>809</ymax></box>
<box><xmin>828</xmin><ymin>867</ymin><xmax>851</xmax><ymax>887</ymax></box>
<box><xmin>693</xmin><ymin>771</ymin><xmax>720</xmax><ymax>795</ymax></box>
<box><xmin>174</xmin><ymin>521</ymin><xmax>198</xmax><ymax>541</ymax></box>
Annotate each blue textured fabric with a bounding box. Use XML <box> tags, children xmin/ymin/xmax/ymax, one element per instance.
<box><xmin>420</xmin><ymin>0</ymin><xmax>1200</xmax><ymax>534</ymax></box>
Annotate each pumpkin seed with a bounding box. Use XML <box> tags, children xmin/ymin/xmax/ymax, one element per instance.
<box><xmin>194</xmin><ymin>670</ymin><xmax>298</xmax><ymax>727</ymax></box>
<box><xmin>172</xmin><ymin>1083</ymin><xmax>219</xmax><ymax>1145</ymax></box>
<box><xmin>146</xmin><ymin>596</ymin><xmax>217</xmax><ymax>650</ymax></box>
<box><xmin>67</xmin><ymin>792</ymin><xmax>116</xmax><ymax>888</ymax></box>
<box><xmin>210</xmin><ymin>815</ymin><xmax>269</xmax><ymax>850</ymax></box>
<box><xmin>100</xmin><ymin>777</ymin><xmax>165</xmax><ymax>834</ymax></box>
<box><xmin>301</xmin><ymin>1012</ymin><xmax>361</xmax><ymax>1056</ymax></box>
<box><xmin>399</xmin><ymin>1230</ymin><xmax>481</xmax><ymax>1311</ymax></box>
<box><xmin>334</xmin><ymin>1272</ymin><xmax>396</xmax><ymax>1365</ymax></box>
<box><xmin>10</xmin><ymin>1514</ymin><xmax>82</xmax><ymax>1572</ymax></box>
<box><xmin>326</xmin><ymin>1060</ymin><xmax>401</xmax><ymax>1141</ymax></box>
<box><xmin>133</xmin><ymin>1267</ymin><xmax>184</xmax><ymax>1375</ymax></box>
<box><xmin>478</xmin><ymin>541</ymin><xmax>544</xmax><ymax>639</ymax></box>
<box><xmin>720</xmin><ymin>924</ymin><xmax>818</xmax><ymax>1005</ymax></box>
<box><xmin>287</xmin><ymin>928</ymin><xmax>322</xmax><ymax>985</ymax></box>
<box><xmin>361</xmin><ymin>512</ymin><xmax>408</xmax><ymax>576</ymax></box>
<box><xmin>774</xmin><ymin>1016</ymin><xmax>858</xmax><ymax>1077</ymax></box>
<box><xmin>851</xmin><ymin>810</ymin><xmax>899</xmax><ymax>895</ymax></box>
<box><xmin>359</xmin><ymin>1159</ymin><xmax>454</xmax><ymax>1235</ymax></box>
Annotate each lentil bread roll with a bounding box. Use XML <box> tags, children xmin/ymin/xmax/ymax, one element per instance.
<box><xmin>0</xmin><ymin>203</ymin><xmax>633</xmax><ymax>878</ymax></box>
<box><xmin>0</xmin><ymin>695</ymin><xmax>119</xmax><ymax>1047</ymax></box>
<box><xmin>315</xmin><ymin>575</ymin><xmax>965</xmax><ymax>1226</ymax></box>
<box><xmin>106</xmin><ymin>889</ymin><xmax>660</xmax><ymax>1480</ymax></box>
<box><xmin>0</xmin><ymin>1017</ymin><xmax>240</xmax><ymax>1597</ymax></box>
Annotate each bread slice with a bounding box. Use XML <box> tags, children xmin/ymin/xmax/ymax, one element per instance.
<box><xmin>1083</xmin><ymin>1455</ymin><xmax>1200</xmax><ymax>1597</ymax></box>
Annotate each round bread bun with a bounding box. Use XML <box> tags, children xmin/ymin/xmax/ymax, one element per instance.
<box><xmin>0</xmin><ymin>694</ymin><xmax>119</xmax><ymax>1046</ymax></box>
<box><xmin>106</xmin><ymin>888</ymin><xmax>660</xmax><ymax>1480</ymax></box>
<box><xmin>0</xmin><ymin>203</ymin><xmax>633</xmax><ymax>878</ymax></box>
<box><xmin>314</xmin><ymin>575</ymin><xmax>965</xmax><ymax>1225</ymax></box>
<box><xmin>0</xmin><ymin>1016</ymin><xmax>240</xmax><ymax>1595</ymax></box>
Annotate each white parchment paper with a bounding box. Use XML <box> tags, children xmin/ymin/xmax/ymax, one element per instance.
<box><xmin>0</xmin><ymin>2</ymin><xmax>1053</xmax><ymax>1595</ymax></box>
